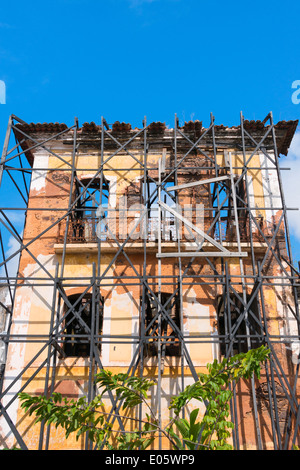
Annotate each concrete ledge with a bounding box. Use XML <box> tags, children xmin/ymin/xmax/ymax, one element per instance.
<box><xmin>54</xmin><ymin>240</ymin><xmax>268</xmax><ymax>254</ymax></box>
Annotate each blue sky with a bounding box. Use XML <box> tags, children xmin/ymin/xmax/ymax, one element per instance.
<box><xmin>0</xmin><ymin>0</ymin><xmax>300</xmax><ymax>266</ymax></box>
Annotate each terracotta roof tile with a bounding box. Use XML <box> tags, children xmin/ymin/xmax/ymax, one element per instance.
<box><xmin>12</xmin><ymin>117</ymin><xmax>298</xmax><ymax>157</ymax></box>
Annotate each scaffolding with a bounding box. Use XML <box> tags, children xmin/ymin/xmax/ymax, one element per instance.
<box><xmin>0</xmin><ymin>112</ymin><xmax>299</xmax><ymax>450</ymax></box>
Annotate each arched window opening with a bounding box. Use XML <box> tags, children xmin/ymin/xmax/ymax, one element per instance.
<box><xmin>71</xmin><ymin>176</ymin><xmax>109</xmax><ymax>242</ymax></box>
<box><xmin>143</xmin><ymin>292</ymin><xmax>181</xmax><ymax>358</ymax></box>
<box><xmin>216</xmin><ymin>293</ymin><xmax>263</xmax><ymax>356</ymax></box>
<box><xmin>62</xmin><ymin>293</ymin><xmax>103</xmax><ymax>357</ymax></box>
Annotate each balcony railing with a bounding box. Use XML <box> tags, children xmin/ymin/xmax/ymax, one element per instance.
<box><xmin>56</xmin><ymin>216</ymin><xmax>178</xmax><ymax>244</ymax></box>
<box><xmin>56</xmin><ymin>213</ymin><xmax>267</xmax><ymax>245</ymax></box>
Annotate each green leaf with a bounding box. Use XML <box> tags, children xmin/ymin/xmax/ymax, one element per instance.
<box><xmin>18</xmin><ymin>347</ymin><xmax>269</xmax><ymax>451</ymax></box>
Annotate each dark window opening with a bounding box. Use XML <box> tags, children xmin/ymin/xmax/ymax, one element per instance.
<box><xmin>72</xmin><ymin>177</ymin><xmax>109</xmax><ymax>242</ymax></box>
<box><xmin>217</xmin><ymin>293</ymin><xmax>263</xmax><ymax>356</ymax></box>
<box><xmin>142</xmin><ymin>292</ymin><xmax>181</xmax><ymax>357</ymax></box>
<box><xmin>234</xmin><ymin>177</ymin><xmax>248</xmax><ymax>240</ymax></box>
<box><xmin>62</xmin><ymin>293</ymin><xmax>103</xmax><ymax>357</ymax></box>
<box><xmin>212</xmin><ymin>176</ymin><xmax>248</xmax><ymax>242</ymax></box>
<box><xmin>141</xmin><ymin>180</ymin><xmax>176</xmax><ymax>241</ymax></box>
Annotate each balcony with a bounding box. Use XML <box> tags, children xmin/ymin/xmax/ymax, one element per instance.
<box><xmin>54</xmin><ymin>213</ymin><xmax>268</xmax><ymax>257</ymax></box>
<box><xmin>56</xmin><ymin>215</ymin><xmax>178</xmax><ymax>244</ymax></box>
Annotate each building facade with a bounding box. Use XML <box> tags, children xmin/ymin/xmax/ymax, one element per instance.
<box><xmin>0</xmin><ymin>113</ymin><xmax>299</xmax><ymax>450</ymax></box>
